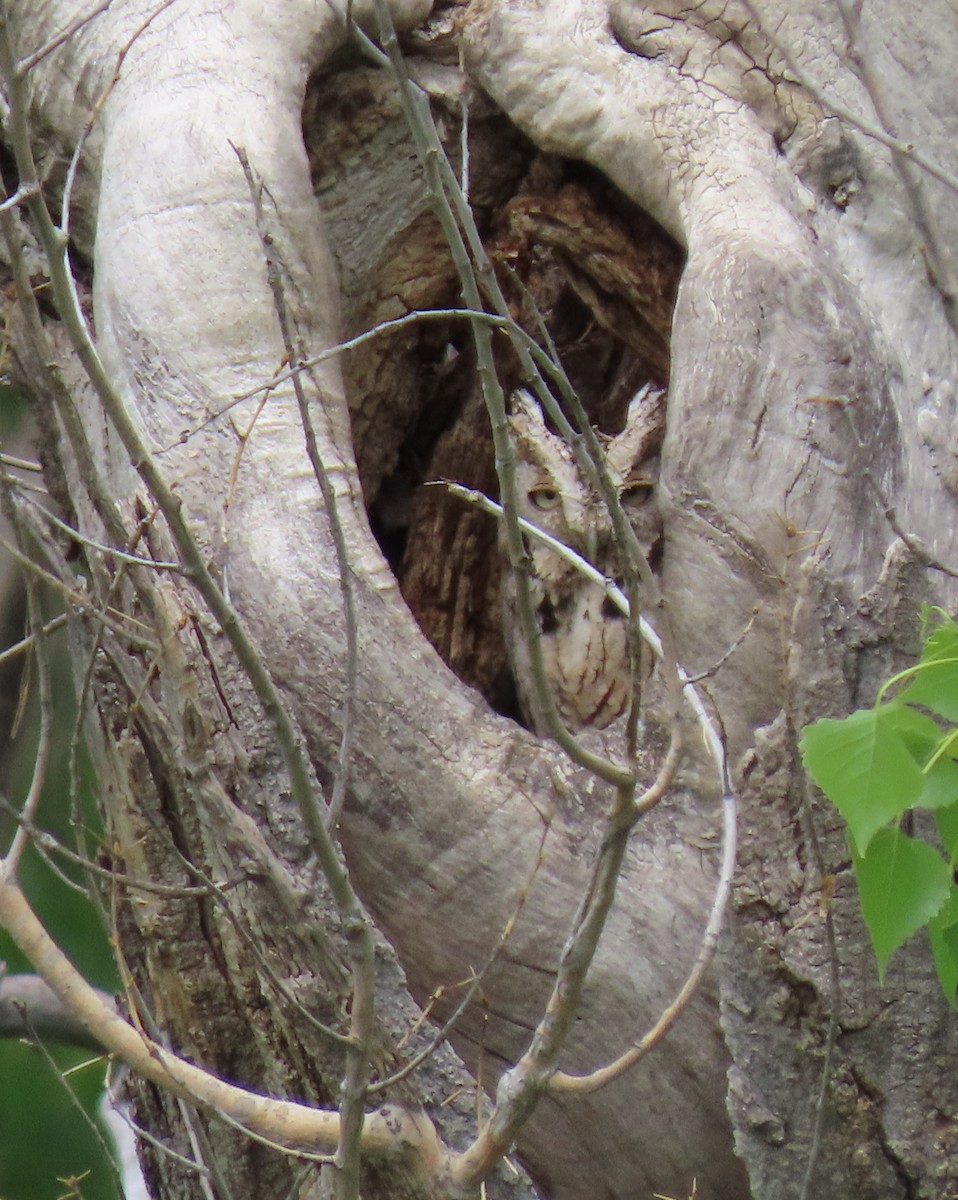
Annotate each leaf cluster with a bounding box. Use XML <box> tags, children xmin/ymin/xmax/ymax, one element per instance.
<box><xmin>800</xmin><ymin>609</ymin><xmax>958</xmax><ymax>1003</ymax></box>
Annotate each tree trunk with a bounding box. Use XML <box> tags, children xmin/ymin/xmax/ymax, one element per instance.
<box><xmin>2</xmin><ymin>1</ymin><xmax>956</xmax><ymax>1198</ymax></box>
<box><xmin>462</xmin><ymin>1</ymin><xmax>958</xmax><ymax>1193</ymax></box>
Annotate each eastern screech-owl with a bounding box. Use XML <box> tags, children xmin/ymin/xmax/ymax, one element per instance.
<box><xmin>501</xmin><ymin>386</ymin><xmax>664</xmax><ymax>734</ymax></box>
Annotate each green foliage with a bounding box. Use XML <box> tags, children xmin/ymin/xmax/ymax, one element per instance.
<box><xmin>851</xmin><ymin>828</ymin><xmax>952</xmax><ymax>972</ymax></box>
<box><xmin>799</xmin><ymin>610</ymin><xmax>958</xmax><ymax>1003</ymax></box>
<box><xmin>0</xmin><ymin>1041</ymin><xmax>114</xmax><ymax>1200</ymax></box>
<box><xmin>0</xmin><ymin>621</ymin><xmax>119</xmax><ymax>1200</ymax></box>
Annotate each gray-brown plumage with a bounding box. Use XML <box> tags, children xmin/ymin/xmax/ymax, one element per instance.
<box><xmin>500</xmin><ymin>386</ymin><xmax>665</xmax><ymax>734</ymax></box>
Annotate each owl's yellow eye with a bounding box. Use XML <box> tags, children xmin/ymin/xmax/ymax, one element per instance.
<box><xmin>621</xmin><ymin>478</ymin><xmax>654</xmax><ymax>507</ymax></box>
<box><xmin>529</xmin><ymin>485</ymin><xmax>561</xmax><ymax>510</ymax></box>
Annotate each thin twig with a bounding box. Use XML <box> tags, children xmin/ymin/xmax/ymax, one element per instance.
<box><xmin>23</xmin><ymin>493</ymin><xmax>183</xmax><ymax>571</ymax></box>
<box><xmin>458</xmin><ymin>41</ymin><xmax>471</xmax><ymax>202</ymax></box>
<box><xmin>173</xmin><ymin>1089</ymin><xmax>231</xmax><ymax>1200</ymax></box>
<box><xmin>12</xmin><ymin>1014</ymin><xmax>124</xmax><ymax>1200</ymax></box>
<box><xmin>155</xmin><ymin>307</ymin><xmax>511</xmax><ymax>455</ymax></box>
<box><xmin>233</xmin><ymin>142</ymin><xmax>373</xmax><ymax>1200</ymax></box>
<box><xmin>104</xmin><ymin>1064</ymin><xmax>214</xmax><ymax>1178</ymax></box>
<box><xmin>0</xmin><ymin>532</ymin><xmax>152</xmax><ymax>645</ymax></box>
<box><xmin>370</xmin><ymin>818</ymin><xmax>551</xmax><ymax>1093</ymax></box>
<box><xmin>0</xmin><ymin>802</ymin><xmax>249</xmax><ymax>899</ymax></box>
<box><xmin>0</xmin><ymin>799</ymin><xmax>95</xmax><ymax>899</ymax></box>
<box><xmin>0</xmin><ymin>184</ymin><xmax>39</xmax><ymax>213</ymax></box>
<box><xmin>681</xmin><ymin>609</ymin><xmax>759</xmax><ymax>684</ymax></box>
<box><xmin>738</xmin><ymin>0</ymin><xmax>958</xmax><ymax>197</ymax></box>
<box><xmin>742</xmin><ymin>0</ymin><xmax>957</xmax><ymax>332</ymax></box>
<box><xmin>370</xmin><ymin>0</ymin><xmax>633</xmax><ymax>788</ymax></box>
<box><xmin>549</xmin><ymin>787</ymin><xmax>736</xmax><ymax>1092</ymax></box>
<box><xmin>822</xmin><ymin>396</ymin><xmax>958</xmax><ymax>578</ymax></box>
<box><xmin>1</xmin><ymin>529</ymin><xmax>54</xmax><ymax>875</ymax></box>
<box><xmin>0</xmin><ymin>452</ymin><xmax>42</xmax><ymax>473</ymax></box>
<box><xmin>0</xmin><ymin>876</ymin><xmax>444</xmax><ymax>1169</ymax></box>
<box><xmin>16</xmin><ymin>0</ymin><xmax>113</xmax><ymax>73</ymax></box>
<box><xmin>0</xmin><ymin>614</ymin><xmax>68</xmax><ymax>668</ymax></box>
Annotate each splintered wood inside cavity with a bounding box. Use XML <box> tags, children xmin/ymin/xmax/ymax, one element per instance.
<box><xmin>303</xmin><ymin>60</ymin><xmax>684</xmax><ymax>716</ymax></box>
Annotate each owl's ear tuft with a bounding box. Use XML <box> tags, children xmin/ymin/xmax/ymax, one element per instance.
<box><xmin>507</xmin><ymin>388</ymin><xmax>548</xmax><ymax>437</ymax></box>
<box><xmin>606</xmin><ymin>384</ymin><xmax>667</xmax><ymax>474</ymax></box>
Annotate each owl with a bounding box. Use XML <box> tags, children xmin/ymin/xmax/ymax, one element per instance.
<box><xmin>500</xmin><ymin>385</ymin><xmax>665</xmax><ymax>734</ymax></box>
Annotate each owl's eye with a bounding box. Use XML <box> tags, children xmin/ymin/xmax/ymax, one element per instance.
<box><xmin>529</xmin><ymin>485</ymin><xmax>561</xmax><ymax>510</ymax></box>
<box><xmin>621</xmin><ymin>478</ymin><xmax>654</xmax><ymax>507</ymax></box>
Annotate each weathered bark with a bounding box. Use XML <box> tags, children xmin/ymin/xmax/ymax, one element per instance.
<box><xmin>3</xmin><ymin>0</ymin><xmax>957</xmax><ymax>1198</ymax></box>
<box><xmin>463</xmin><ymin>1</ymin><xmax>958</xmax><ymax>1195</ymax></box>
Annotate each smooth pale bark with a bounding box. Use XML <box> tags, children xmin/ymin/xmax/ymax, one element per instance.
<box><xmin>4</xmin><ymin>0</ymin><xmax>957</xmax><ymax>1198</ymax></box>
<box><xmin>5</xmin><ymin>2</ymin><xmax>739</xmax><ymax>1198</ymax></box>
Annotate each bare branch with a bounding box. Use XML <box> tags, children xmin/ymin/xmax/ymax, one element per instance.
<box><xmin>369</xmin><ymin>0</ymin><xmax>635</xmax><ymax>789</ymax></box>
<box><xmin>549</xmin><ymin>788</ymin><xmax>737</xmax><ymax>1092</ymax></box>
<box><xmin>0</xmin><ymin>971</ymin><xmax>111</xmax><ymax>1052</ymax></box>
<box><xmin>742</xmin><ymin>0</ymin><xmax>958</xmax><ymax>332</ymax></box>
<box><xmin>22</xmin><ymin>493</ymin><xmax>184</xmax><ymax>571</ymax></box>
<box><xmin>0</xmin><ymin>615</ymin><xmax>68</xmax><ymax>669</ymax></box>
<box><xmin>155</xmin><ymin>307</ymin><xmax>511</xmax><ymax>456</ymax></box>
<box><xmin>15</xmin><ymin>0</ymin><xmax>113</xmax><ymax>73</ymax></box>
<box><xmin>448</xmin><ymin>782</ymin><xmax>638</xmax><ymax>1190</ymax></box>
<box><xmin>0</xmin><ymin>9</ymin><xmax>370</xmax><ymax>985</ymax></box>
<box><xmin>737</xmin><ymin>0</ymin><xmax>958</xmax><ymax>196</ymax></box>
<box><xmin>233</xmin><ymin>141</ymin><xmax>375</xmax><ymax>1200</ymax></box>
<box><xmin>0</xmin><ymin>877</ymin><xmax>447</xmax><ymax>1171</ymax></box>
<box><xmin>0</xmin><ymin>480</ymin><xmax>55</xmax><ymax>876</ymax></box>
<box><xmin>370</xmin><ymin>819</ymin><xmax>552</xmax><ymax>1094</ymax></box>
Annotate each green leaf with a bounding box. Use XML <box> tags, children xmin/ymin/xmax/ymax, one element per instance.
<box><xmin>935</xmin><ymin>801</ymin><xmax>958</xmax><ymax>864</ymax></box>
<box><xmin>882</xmin><ymin>702</ymin><xmax>958</xmax><ymax>809</ymax></box>
<box><xmin>0</xmin><ymin>383</ymin><xmax>26</xmax><ymax>431</ymax></box>
<box><xmin>898</xmin><ymin>618</ymin><xmax>958</xmax><ymax>720</ymax></box>
<box><xmin>852</xmin><ymin>827</ymin><xmax>952</xmax><ymax>980</ymax></box>
<box><xmin>928</xmin><ymin>888</ymin><xmax>958</xmax><ymax>1009</ymax></box>
<box><xmin>918</xmin><ymin>752</ymin><xmax>958</xmax><ymax>810</ymax></box>
<box><xmin>800</xmin><ymin>707</ymin><xmax>924</xmax><ymax>854</ymax></box>
<box><xmin>891</xmin><ymin>703</ymin><xmax>946</xmax><ymax>760</ymax></box>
